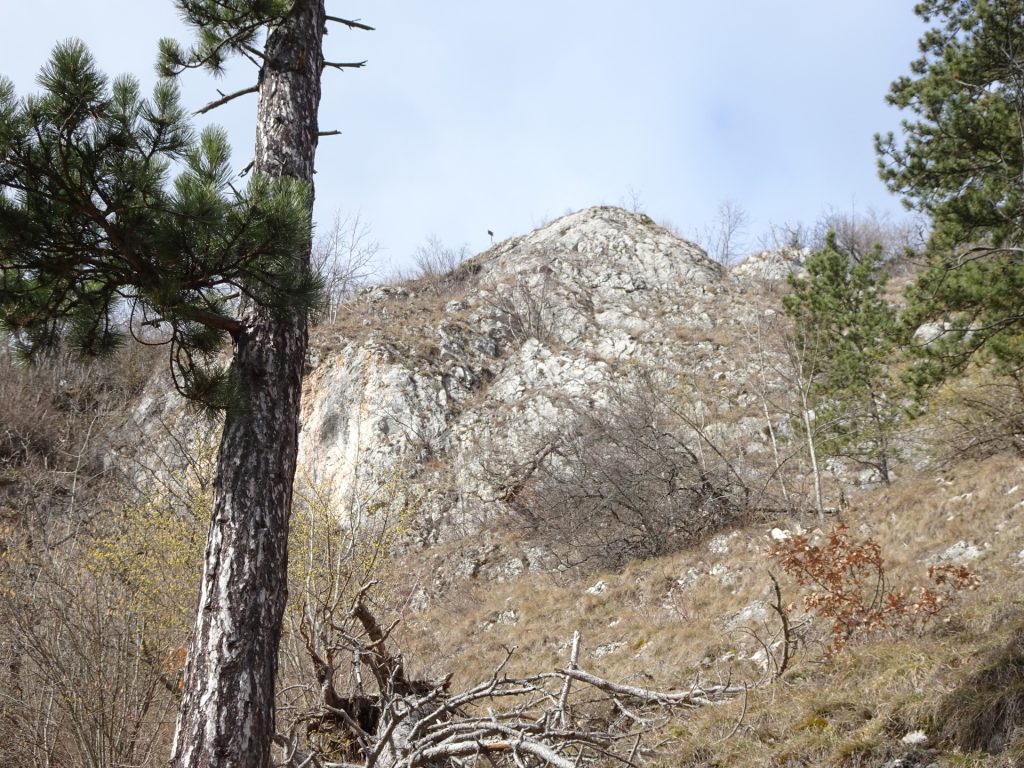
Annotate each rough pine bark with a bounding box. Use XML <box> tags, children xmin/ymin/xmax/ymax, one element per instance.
<box><xmin>170</xmin><ymin>1</ymin><xmax>325</xmax><ymax>766</ymax></box>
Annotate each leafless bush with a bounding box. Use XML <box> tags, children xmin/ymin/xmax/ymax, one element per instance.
<box><xmin>925</xmin><ymin>369</ymin><xmax>1024</xmax><ymax>461</ymax></box>
<box><xmin>393</xmin><ymin>236</ymin><xmax>473</xmax><ymax>296</ymax></box>
<box><xmin>312</xmin><ymin>212</ymin><xmax>379</xmax><ymax>325</ymax></box>
<box><xmin>509</xmin><ymin>378</ymin><xmax>748</xmax><ymax>573</ymax></box>
<box><xmin>0</xmin><ymin>343</ymin><xmax>157</xmax><ymax>473</ymax></box>
<box><xmin>755</xmin><ymin>220</ymin><xmax>811</xmax><ymax>257</ymax></box>
<box><xmin>0</xmin><ymin>341</ymin><xmax>173</xmax><ymax>765</ymax></box>
<box><xmin>0</xmin><ymin>533</ymin><xmax>178</xmax><ymax>767</ymax></box>
<box><xmin>756</xmin><ymin>207</ymin><xmax>927</xmax><ymax>276</ymax></box>
<box><xmin>810</xmin><ymin>206</ymin><xmax>926</xmax><ymax>269</ymax></box>
<box><xmin>484</xmin><ymin>271</ymin><xmax>560</xmax><ymax>345</ymax></box>
<box><xmin>0</xmin><ymin>342</ymin><xmax>162</xmax><ymax>552</ymax></box>
<box><xmin>695</xmin><ymin>198</ymin><xmax>749</xmax><ymax>266</ymax></box>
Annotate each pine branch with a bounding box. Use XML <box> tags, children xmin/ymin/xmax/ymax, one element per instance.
<box><xmin>240</xmin><ymin>43</ymin><xmax>266</xmax><ymax>62</ymax></box>
<box><xmin>325</xmin><ymin>15</ymin><xmax>374</xmax><ymax>31</ymax></box>
<box><xmin>195</xmin><ymin>85</ymin><xmax>259</xmax><ymax>115</ymax></box>
<box><xmin>324</xmin><ymin>60</ymin><xmax>367</xmax><ymax>71</ymax></box>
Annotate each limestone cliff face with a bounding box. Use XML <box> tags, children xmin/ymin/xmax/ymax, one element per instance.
<box><xmin>122</xmin><ymin>205</ymin><xmax>805</xmax><ymax>591</ymax></box>
<box><xmin>294</xmin><ymin>206</ymin><xmax>796</xmax><ymax>548</ymax></box>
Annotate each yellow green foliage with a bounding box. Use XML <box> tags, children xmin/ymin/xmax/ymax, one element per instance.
<box><xmin>287</xmin><ymin>466</ymin><xmax>415</xmax><ymax>624</ymax></box>
<box><xmin>86</xmin><ymin>449</ymin><xmax>416</xmax><ymax>686</ymax></box>
<box><xmin>87</xmin><ymin>446</ymin><xmax>215</xmax><ymax>662</ymax></box>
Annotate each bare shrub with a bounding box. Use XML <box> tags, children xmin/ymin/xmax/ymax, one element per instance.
<box><xmin>311</xmin><ymin>212</ymin><xmax>379</xmax><ymax>325</ymax></box>
<box><xmin>275</xmin><ymin>466</ymin><xmax>415</xmax><ymax>740</ymax></box>
<box><xmin>811</xmin><ymin>206</ymin><xmax>926</xmax><ymax>271</ymax></box>
<box><xmin>756</xmin><ymin>207</ymin><xmax>927</xmax><ymax>275</ymax></box>
<box><xmin>758</xmin><ymin>219</ymin><xmax>812</xmax><ymax>253</ymax></box>
<box><xmin>695</xmin><ymin>198</ymin><xmax>749</xmax><ymax>265</ymax></box>
<box><xmin>0</xmin><ymin>343</ymin><xmax>159</xmax><ymax>474</ymax></box>
<box><xmin>0</xmin><ymin>530</ymin><xmax>179</xmax><ymax>767</ymax></box>
<box><xmin>484</xmin><ymin>270</ymin><xmax>560</xmax><ymax>344</ymax></box>
<box><xmin>511</xmin><ymin>378</ymin><xmax>748</xmax><ymax>573</ymax></box>
<box><xmin>924</xmin><ymin>369</ymin><xmax>1024</xmax><ymax>461</ymax></box>
<box><xmin>398</xmin><ymin>235</ymin><xmax>472</xmax><ymax>296</ymax></box>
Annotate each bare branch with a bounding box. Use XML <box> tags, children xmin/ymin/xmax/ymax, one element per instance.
<box><xmin>287</xmin><ymin>581</ymin><xmax>755</xmax><ymax>768</ymax></box>
<box><xmin>557</xmin><ymin>630</ymin><xmax>580</xmax><ymax>728</ymax></box>
<box><xmin>409</xmin><ymin>736</ymin><xmax>577</xmax><ymax>768</ymax></box>
<box><xmin>194</xmin><ymin>85</ymin><xmax>259</xmax><ymax>116</ymax></box>
<box><xmin>326</xmin><ymin>15</ymin><xmax>375</xmax><ymax>31</ymax></box>
<box><xmin>557</xmin><ymin>667</ymin><xmax>743</xmax><ymax>707</ymax></box>
<box><xmin>324</xmin><ymin>60</ymin><xmax>368</xmax><ymax>71</ymax></box>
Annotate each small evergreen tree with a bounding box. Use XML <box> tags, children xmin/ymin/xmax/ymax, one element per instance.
<box><xmin>876</xmin><ymin>0</ymin><xmax>1024</xmax><ymax>381</ymax></box>
<box><xmin>783</xmin><ymin>233</ymin><xmax>903</xmax><ymax>483</ymax></box>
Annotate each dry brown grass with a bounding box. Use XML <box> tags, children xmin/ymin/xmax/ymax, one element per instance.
<box><xmin>385</xmin><ymin>450</ymin><xmax>1024</xmax><ymax>766</ymax></box>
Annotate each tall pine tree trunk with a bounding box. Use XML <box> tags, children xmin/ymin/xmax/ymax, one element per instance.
<box><xmin>171</xmin><ymin>1</ymin><xmax>324</xmax><ymax>765</ymax></box>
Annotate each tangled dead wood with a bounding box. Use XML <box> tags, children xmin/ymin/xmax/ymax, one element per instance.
<box><xmin>277</xmin><ymin>585</ymin><xmax>747</xmax><ymax>768</ymax></box>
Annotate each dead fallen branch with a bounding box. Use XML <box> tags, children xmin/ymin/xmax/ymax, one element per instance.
<box><xmin>280</xmin><ymin>587</ymin><xmax>751</xmax><ymax>767</ymax></box>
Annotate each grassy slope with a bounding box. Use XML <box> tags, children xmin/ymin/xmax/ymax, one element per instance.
<box><xmin>395</xmin><ymin>451</ymin><xmax>1024</xmax><ymax>767</ymax></box>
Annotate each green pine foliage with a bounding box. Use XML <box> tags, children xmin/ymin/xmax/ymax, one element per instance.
<box><xmin>783</xmin><ymin>233</ymin><xmax>904</xmax><ymax>482</ymax></box>
<box><xmin>0</xmin><ymin>40</ymin><xmax>320</xmax><ymax>408</ymax></box>
<box><xmin>876</xmin><ymin>0</ymin><xmax>1024</xmax><ymax>381</ymax></box>
<box><xmin>159</xmin><ymin>0</ymin><xmax>293</xmax><ymax>76</ymax></box>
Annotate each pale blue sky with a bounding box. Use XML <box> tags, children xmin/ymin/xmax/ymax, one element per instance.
<box><xmin>1</xmin><ymin>2</ymin><xmax>924</xmax><ymax>270</ymax></box>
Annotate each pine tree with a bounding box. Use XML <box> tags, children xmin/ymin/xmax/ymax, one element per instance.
<box><xmin>876</xmin><ymin>0</ymin><xmax>1024</xmax><ymax>380</ymax></box>
<box><xmin>0</xmin><ymin>42</ymin><xmax>317</xmax><ymax>407</ymax></box>
<box><xmin>782</xmin><ymin>233</ymin><xmax>903</xmax><ymax>484</ymax></box>
<box><xmin>0</xmin><ymin>2</ymin><xmax>370</xmax><ymax>766</ymax></box>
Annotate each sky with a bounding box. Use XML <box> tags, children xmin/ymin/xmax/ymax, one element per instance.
<box><xmin>0</xmin><ymin>2</ymin><xmax>927</xmax><ymax>273</ymax></box>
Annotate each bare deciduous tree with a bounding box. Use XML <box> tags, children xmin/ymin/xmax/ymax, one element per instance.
<box><xmin>312</xmin><ymin>213</ymin><xmax>380</xmax><ymax>325</ymax></box>
<box><xmin>696</xmin><ymin>199</ymin><xmax>749</xmax><ymax>266</ymax></box>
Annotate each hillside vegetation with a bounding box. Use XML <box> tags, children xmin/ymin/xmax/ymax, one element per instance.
<box><xmin>3</xmin><ymin>2</ymin><xmax>1024</xmax><ymax>766</ymax></box>
<box><xmin>3</xmin><ymin>204</ymin><xmax>1024</xmax><ymax>766</ymax></box>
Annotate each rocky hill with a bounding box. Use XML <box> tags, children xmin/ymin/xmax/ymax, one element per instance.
<box><xmin>127</xmin><ymin>206</ymin><xmax>823</xmax><ymax>586</ymax></box>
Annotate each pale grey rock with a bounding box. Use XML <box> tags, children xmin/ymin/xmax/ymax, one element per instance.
<box><xmin>926</xmin><ymin>540</ymin><xmax>988</xmax><ymax>565</ymax></box>
<box><xmin>749</xmin><ymin>640</ymin><xmax>786</xmax><ymax>670</ymax></box>
<box><xmin>591</xmin><ymin>641</ymin><xmax>626</xmax><ymax>659</ymax></box>
<box><xmin>407</xmin><ymin>586</ymin><xmax>430</xmax><ymax>613</ymax></box>
<box><xmin>913</xmin><ymin>320</ymin><xmax>952</xmax><ymax>346</ymax></box>
<box><xmin>125</xmin><ymin>204</ymin><xmax>872</xmax><ymax>590</ymax></box>
<box><xmin>295</xmin><ymin>207</ymin><xmax>751</xmax><ymax>542</ymax></box>
<box><xmin>731</xmin><ymin>248</ymin><xmax>808</xmax><ymax>281</ymax></box>
<box><xmin>726</xmin><ymin>600</ymin><xmax>769</xmax><ymax>630</ymax></box>
<box><xmin>481</xmin><ymin>607</ymin><xmax>521</xmax><ymax>630</ymax></box>
<box><xmin>901</xmin><ymin>730</ymin><xmax>929</xmax><ymax>747</ymax></box>
<box><xmin>670</xmin><ymin>568</ymin><xmax>702</xmax><ymax>593</ymax></box>
<box><xmin>708</xmin><ymin>531</ymin><xmax>739</xmax><ymax>555</ymax></box>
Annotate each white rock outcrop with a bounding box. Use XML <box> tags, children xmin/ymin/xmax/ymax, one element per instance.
<box><xmin>127</xmin><ymin>205</ymin><xmax>811</xmax><ymax>592</ymax></box>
